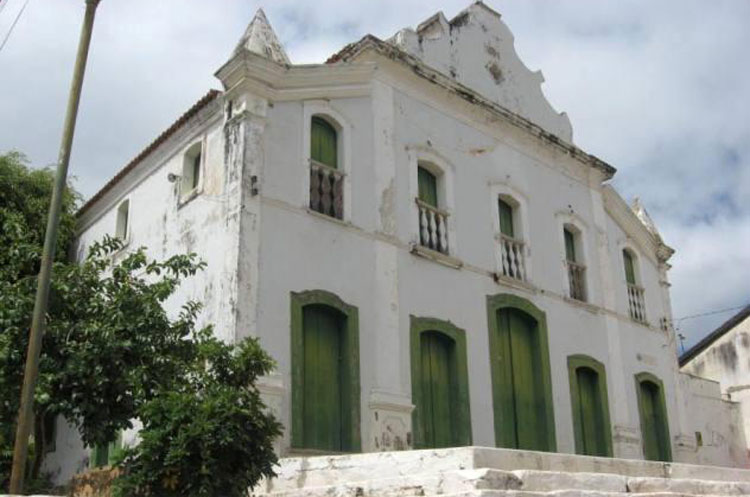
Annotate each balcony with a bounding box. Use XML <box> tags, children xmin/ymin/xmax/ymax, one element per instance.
<box><xmin>497</xmin><ymin>233</ymin><xmax>527</xmax><ymax>282</ymax></box>
<box><xmin>416</xmin><ymin>198</ymin><xmax>450</xmax><ymax>254</ymax></box>
<box><xmin>627</xmin><ymin>283</ymin><xmax>647</xmax><ymax>323</ymax></box>
<box><xmin>309</xmin><ymin>159</ymin><xmax>344</xmax><ymax>220</ymax></box>
<box><xmin>566</xmin><ymin>260</ymin><xmax>586</xmax><ymax>301</ymax></box>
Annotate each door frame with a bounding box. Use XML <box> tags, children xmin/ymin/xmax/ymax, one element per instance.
<box><xmin>410</xmin><ymin>315</ymin><xmax>472</xmax><ymax>449</ymax></box>
<box><xmin>567</xmin><ymin>355</ymin><xmax>613</xmax><ymax>457</ymax></box>
<box><xmin>486</xmin><ymin>293</ymin><xmax>556</xmax><ymax>451</ymax></box>
<box><xmin>634</xmin><ymin>372</ymin><xmax>672</xmax><ymax>462</ymax></box>
<box><xmin>291</xmin><ymin>290</ymin><xmax>361</xmax><ymax>452</ymax></box>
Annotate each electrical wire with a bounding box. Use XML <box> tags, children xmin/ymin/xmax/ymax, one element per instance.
<box><xmin>673</xmin><ymin>303</ymin><xmax>749</xmax><ymax>323</ymax></box>
<box><xmin>0</xmin><ymin>0</ymin><xmax>31</xmax><ymax>53</ymax></box>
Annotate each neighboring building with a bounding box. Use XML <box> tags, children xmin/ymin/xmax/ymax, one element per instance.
<box><xmin>681</xmin><ymin>306</ymin><xmax>750</xmax><ymax>461</ymax></box>
<box><xmin>43</xmin><ymin>1</ymin><xmax>748</xmax><ymax>483</ymax></box>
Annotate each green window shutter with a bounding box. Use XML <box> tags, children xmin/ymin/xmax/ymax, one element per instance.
<box><xmin>564</xmin><ymin>229</ymin><xmax>576</xmax><ymax>262</ymax></box>
<box><xmin>91</xmin><ymin>444</ymin><xmax>109</xmax><ymax>468</ymax></box>
<box><xmin>498</xmin><ymin>199</ymin><xmax>514</xmax><ymax>237</ymax></box>
<box><xmin>302</xmin><ymin>305</ymin><xmax>343</xmax><ymax>451</ymax></box>
<box><xmin>417</xmin><ymin>166</ymin><xmax>438</xmax><ymax>207</ymax></box>
<box><xmin>311</xmin><ymin>117</ymin><xmax>338</xmax><ymax>169</ymax></box>
<box><xmin>623</xmin><ymin>250</ymin><xmax>636</xmax><ymax>284</ymax></box>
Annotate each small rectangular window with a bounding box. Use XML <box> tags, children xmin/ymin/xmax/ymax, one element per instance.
<box><xmin>115</xmin><ymin>200</ymin><xmax>129</xmax><ymax>241</ymax></box>
<box><xmin>564</xmin><ymin>228</ymin><xmax>576</xmax><ymax>262</ymax></box>
<box><xmin>623</xmin><ymin>250</ymin><xmax>636</xmax><ymax>285</ymax></box>
<box><xmin>182</xmin><ymin>142</ymin><xmax>203</xmax><ymax>196</ymax></box>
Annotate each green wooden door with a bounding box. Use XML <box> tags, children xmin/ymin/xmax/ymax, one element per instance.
<box><xmin>499</xmin><ymin>309</ymin><xmax>547</xmax><ymax>451</ymax></box>
<box><xmin>420</xmin><ymin>332</ymin><xmax>454</xmax><ymax>448</ymax></box>
<box><xmin>639</xmin><ymin>381</ymin><xmax>668</xmax><ymax>461</ymax></box>
<box><xmin>418</xmin><ymin>166</ymin><xmax>438</xmax><ymax>207</ymax></box>
<box><xmin>311</xmin><ymin>117</ymin><xmax>338</xmax><ymax>168</ymax></box>
<box><xmin>576</xmin><ymin>367</ymin><xmax>606</xmax><ymax>456</ymax></box>
<box><xmin>302</xmin><ymin>305</ymin><xmax>342</xmax><ymax>451</ymax></box>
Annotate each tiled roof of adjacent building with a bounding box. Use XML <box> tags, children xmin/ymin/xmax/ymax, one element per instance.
<box><xmin>679</xmin><ymin>304</ymin><xmax>750</xmax><ymax>367</ymax></box>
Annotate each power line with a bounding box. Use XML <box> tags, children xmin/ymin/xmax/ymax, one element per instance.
<box><xmin>0</xmin><ymin>0</ymin><xmax>31</xmax><ymax>53</ymax></box>
<box><xmin>673</xmin><ymin>303</ymin><xmax>749</xmax><ymax>323</ymax></box>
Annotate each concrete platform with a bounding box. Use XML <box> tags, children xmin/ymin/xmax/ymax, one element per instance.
<box><xmin>254</xmin><ymin>447</ymin><xmax>750</xmax><ymax>497</ymax></box>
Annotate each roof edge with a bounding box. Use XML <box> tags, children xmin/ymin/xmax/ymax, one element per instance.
<box><xmin>77</xmin><ymin>89</ymin><xmax>222</xmax><ymax>218</ymax></box>
<box><xmin>679</xmin><ymin>305</ymin><xmax>750</xmax><ymax>367</ymax></box>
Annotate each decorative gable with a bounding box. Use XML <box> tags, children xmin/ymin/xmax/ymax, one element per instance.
<box><xmin>388</xmin><ymin>2</ymin><xmax>573</xmax><ymax>142</ymax></box>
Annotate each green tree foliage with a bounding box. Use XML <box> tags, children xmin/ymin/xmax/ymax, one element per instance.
<box><xmin>0</xmin><ymin>152</ymin><xmax>281</xmax><ymax>494</ymax></box>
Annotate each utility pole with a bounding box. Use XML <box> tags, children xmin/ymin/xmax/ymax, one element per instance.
<box><xmin>9</xmin><ymin>0</ymin><xmax>102</xmax><ymax>493</ymax></box>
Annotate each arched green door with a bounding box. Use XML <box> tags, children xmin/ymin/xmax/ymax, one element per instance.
<box><xmin>499</xmin><ymin>308</ymin><xmax>548</xmax><ymax>450</ymax></box>
<box><xmin>575</xmin><ymin>367</ymin><xmax>607</xmax><ymax>456</ymax></box>
<box><xmin>419</xmin><ymin>331</ymin><xmax>454</xmax><ymax>448</ymax></box>
<box><xmin>302</xmin><ymin>305</ymin><xmax>343</xmax><ymax>451</ymax></box>
<box><xmin>637</xmin><ymin>377</ymin><xmax>671</xmax><ymax>462</ymax></box>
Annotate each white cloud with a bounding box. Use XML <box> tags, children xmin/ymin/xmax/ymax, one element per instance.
<box><xmin>0</xmin><ymin>0</ymin><xmax>747</xmax><ymax>347</ymax></box>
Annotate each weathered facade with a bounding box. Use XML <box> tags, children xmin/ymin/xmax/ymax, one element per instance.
<box><xmin>681</xmin><ymin>306</ymin><xmax>750</xmax><ymax>462</ymax></box>
<box><xmin>44</xmin><ymin>2</ymin><xmax>748</xmax><ymax>483</ymax></box>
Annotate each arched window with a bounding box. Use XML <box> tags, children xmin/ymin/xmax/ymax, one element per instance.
<box><xmin>567</xmin><ymin>355</ymin><xmax>612</xmax><ymax>457</ymax></box>
<box><xmin>291</xmin><ymin>290</ymin><xmax>360</xmax><ymax>452</ymax></box>
<box><xmin>415</xmin><ymin>162</ymin><xmax>450</xmax><ymax>254</ymax></box>
<box><xmin>494</xmin><ymin>194</ymin><xmax>527</xmax><ymax>283</ymax></box>
<box><xmin>564</xmin><ymin>225</ymin><xmax>586</xmax><ymax>301</ymax></box>
<box><xmin>309</xmin><ymin>116</ymin><xmax>344</xmax><ymax>219</ymax></box>
<box><xmin>635</xmin><ymin>373</ymin><xmax>671</xmax><ymax>462</ymax></box>
<box><xmin>486</xmin><ymin>294</ymin><xmax>555</xmax><ymax>452</ymax></box>
<box><xmin>410</xmin><ymin>317</ymin><xmax>471</xmax><ymax>449</ymax></box>
<box><xmin>623</xmin><ymin>249</ymin><xmax>646</xmax><ymax>323</ymax></box>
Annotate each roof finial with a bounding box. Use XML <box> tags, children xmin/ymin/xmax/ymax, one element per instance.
<box><xmin>234</xmin><ymin>8</ymin><xmax>290</xmax><ymax>65</ymax></box>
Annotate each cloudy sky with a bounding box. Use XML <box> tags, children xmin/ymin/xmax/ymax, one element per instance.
<box><xmin>0</xmin><ymin>0</ymin><xmax>748</xmax><ymax>349</ymax></box>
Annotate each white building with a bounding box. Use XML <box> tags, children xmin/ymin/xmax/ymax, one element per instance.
<box><xmin>680</xmin><ymin>306</ymin><xmax>750</xmax><ymax>458</ymax></box>
<box><xmin>45</xmin><ymin>1</ymin><xmax>748</xmax><ymax>483</ymax></box>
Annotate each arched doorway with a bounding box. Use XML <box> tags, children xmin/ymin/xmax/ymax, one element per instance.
<box><xmin>487</xmin><ymin>294</ymin><xmax>556</xmax><ymax>451</ymax></box>
<box><xmin>635</xmin><ymin>373</ymin><xmax>671</xmax><ymax>462</ymax></box>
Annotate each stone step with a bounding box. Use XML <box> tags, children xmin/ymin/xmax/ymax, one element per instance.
<box><xmin>265</xmin><ymin>447</ymin><xmax>750</xmax><ymax>493</ymax></box>
<box><xmin>256</xmin><ymin>466</ymin><xmax>750</xmax><ymax>497</ymax></box>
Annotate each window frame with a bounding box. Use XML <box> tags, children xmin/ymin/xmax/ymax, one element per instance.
<box><xmin>180</xmin><ymin>139</ymin><xmax>204</xmax><ymax>202</ymax></box>
<box><xmin>490</xmin><ymin>184</ymin><xmax>532</xmax><ymax>283</ymax></box>
<box><xmin>290</xmin><ymin>290</ymin><xmax>361</xmax><ymax>453</ymax></box>
<box><xmin>302</xmin><ymin>102</ymin><xmax>352</xmax><ymax>222</ymax></box>
<box><xmin>114</xmin><ymin>198</ymin><xmax>130</xmax><ymax>244</ymax></box>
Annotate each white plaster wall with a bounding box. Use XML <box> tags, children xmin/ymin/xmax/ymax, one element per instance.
<box><xmin>43</xmin><ymin>99</ymin><xmax>237</xmax><ymax>483</ymax></box>
<box><xmin>682</xmin><ymin>314</ymin><xmax>750</xmax><ymax>461</ymax></box>
<box><xmin>247</xmin><ymin>76</ymin><xmax>687</xmax><ymax>460</ymax></box>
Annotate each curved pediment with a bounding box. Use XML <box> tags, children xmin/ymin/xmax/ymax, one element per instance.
<box><xmin>388</xmin><ymin>2</ymin><xmax>573</xmax><ymax>142</ymax></box>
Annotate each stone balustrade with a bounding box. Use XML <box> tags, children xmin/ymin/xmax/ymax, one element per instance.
<box><xmin>566</xmin><ymin>260</ymin><xmax>586</xmax><ymax>301</ymax></box>
<box><xmin>497</xmin><ymin>233</ymin><xmax>527</xmax><ymax>282</ymax></box>
<box><xmin>309</xmin><ymin>160</ymin><xmax>344</xmax><ymax>220</ymax></box>
<box><xmin>417</xmin><ymin>199</ymin><xmax>450</xmax><ymax>254</ymax></box>
<box><xmin>628</xmin><ymin>283</ymin><xmax>647</xmax><ymax>323</ymax></box>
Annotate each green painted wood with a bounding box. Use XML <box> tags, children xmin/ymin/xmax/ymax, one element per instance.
<box><xmin>564</xmin><ymin>228</ymin><xmax>576</xmax><ymax>262</ymax></box>
<box><xmin>498</xmin><ymin>199</ymin><xmax>514</xmax><ymax>237</ymax></box>
<box><xmin>486</xmin><ymin>294</ymin><xmax>556</xmax><ymax>452</ymax></box>
<box><xmin>311</xmin><ymin>116</ymin><xmax>338</xmax><ymax>168</ymax></box>
<box><xmin>567</xmin><ymin>355</ymin><xmax>613</xmax><ymax>457</ymax></box>
<box><xmin>635</xmin><ymin>372</ymin><xmax>672</xmax><ymax>462</ymax></box>
<box><xmin>418</xmin><ymin>166</ymin><xmax>438</xmax><ymax>207</ymax></box>
<box><xmin>192</xmin><ymin>151</ymin><xmax>201</xmax><ymax>189</ymax></box>
<box><xmin>302</xmin><ymin>305</ymin><xmax>342</xmax><ymax>451</ymax></box>
<box><xmin>577</xmin><ymin>367</ymin><xmax>603</xmax><ymax>455</ymax></box>
<box><xmin>410</xmin><ymin>316</ymin><xmax>472</xmax><ymax>449</ymax></box>
<box><xmin>420</xmin><ymin>332</ymin><xmax>454</xmax><ymax>448</ymax></box>
<box><xmin>505</xmin><ymin>309</ymin><xmax>546</xmax><ymax>450</ymax></box>
<box><xmin>623</xmin><ymin>250</ymin><xmax>636</xmax><ymax>284</ymax></box>
<box><xmin>290</xmin><ymin>290</ymin><xmax>361</xmax><ymax>453</ymax></box>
